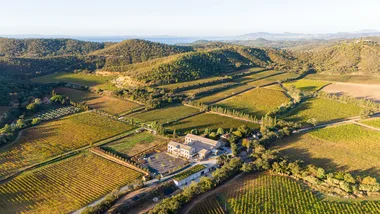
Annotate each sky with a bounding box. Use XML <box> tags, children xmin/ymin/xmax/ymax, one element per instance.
<box><xmin>1</xmin><ymin>0</ymin><xmax>380</xmax><ymax>36</ymax></box>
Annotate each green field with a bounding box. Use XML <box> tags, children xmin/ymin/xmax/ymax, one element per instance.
<box><xmin>181</xmin><ymin>82</ymin><xmax>235</xmax><ymax>96</ymax></box>
<box><xmin>217</xmin><ymin>88</ymin><xmax>290</xmax><ymax>117</ymax></box>
<box><xmin>158</xmin><ymin>76</ymin><xmax>228</xmax><ymax>90</ymax></box>
<box><xmin>104</xmin><ymin>132</ymin><xmax>167</xmax><ymax>157</ymax></box>
<box><xmin>55</xmin><ymin>87</ymin><xmax>142</xmax><ymax>115</ymax></box>
<box><xmin>188</xmin><ymin>174</ymin><xmax>380</xmax><ymax>214</ymax></box>
<box><xmin>227</xmin><ymin>67</ymin><xmax>266</xmax><ymax>76</ymax></box>
<box><xmin>360</xmin><ymin>118</ymin><xmax>380</xmax><ymax>129</ymax></box>
<box><xmin>165</xmin><ymin>112</ymin><xmax>259</xmax><ymax>133</ymax></box>
<box><xmin>236</xmin><ymin>70</ymin><xmax>283</xmax><ymax>83</ymax></box>
<box><xmin>284</xmin><ymin>79</ymin><xmax>330</xmax><ymax>92</ymax></box>
<box><xmin>0</xmin><ymin>153</ymin><xmax>142</xmax><ymax>214</ymax></box>
<box><xmin>31</xmin><ymin>72</ymin><xmax>117</xmax><ymax>90</ymax></box>
<box><xmin>265</xmin><ymin>84</ymin><xmax>285</xmax><ymax>91</ymax></box>
<box><xmin>195</xmin><ymin>84</ymin><xmax>254</xmax><ymax>104</ymax></box>
<box><xmin>0</xmin><ymin>112</ymin><xmax>133</xmax><ymax>178</ymax></box>
<box><xmin>305</xmin><ymin>74</ymin><xmax>380</xmax><ymax>84</ymax></box>
<box><xmin>131</xmin><ymin>104</ymin><xmax>200</xmax><ymax>124</ymax></box>
<box><xmin>284</xmin><ymin>98</ymin><xmax>363</xmax><ymax>125</ymax></box>
<box><xmin>274</xmin><ymin>124</ymin><xmax>380</xmax><ymax>178</ymax></box>
<box><xmin>247</xmin><ymin>73</ymin><xmax>300</xmax><ymax>87</ymax></box>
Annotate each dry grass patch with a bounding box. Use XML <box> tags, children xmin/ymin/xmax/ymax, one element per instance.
<box><xmin>131</xmin><ymin>105</ymin><xmax>200</xmax><ymax>124</ymax></box>
<box><xmin>322</xmin><ymin>82</ymin><xmax>380</xmax><ymax>102</ymax></box>
<box><xmin>55</xmin><ymin>87</ymin><xmax>141</xmax><ymax>115</ymax></box>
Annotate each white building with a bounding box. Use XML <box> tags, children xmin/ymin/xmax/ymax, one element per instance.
<box><xmin>185</xmin><ymin>134</ymin><xmax>222</xmax><ymax>149</ymax></box>
<box><xmin>167</xmin><ymin>141</ymin><xmax>196</xmax><ymax>159</ymax></box>
<box><xmin>167</xmin><ymin>134</ymin><xmax>224</xmax><ymax>160</ymax></box>
<box><xmin>172</xmin><ymin>164</ymin><xmax>216</xmax><ymax>187</ymax></box>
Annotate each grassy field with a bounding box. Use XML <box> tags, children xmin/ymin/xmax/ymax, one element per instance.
<box><xmin>55</xmin><ymin>87</ymin><xmax>141</xmax><ymax>115</ymax></box>
<box><xmin>216</xmin><ymin>88</ymin><xmax>290</xmax><ymax>117</ymax></box>
<box><xmin>31</xmin><ymin>72</ymin><xmax>117</xmax><ymax>90</ymax></box>
<box><xmin>188</xmin><ymin>174</ymin><xmax>380</xmax><ymax>214</ymax></box>
<box><xmin>181</xmin><ymin>82</ymin><xmax>235</xmax><ymax>96</ymax></box>
<box><xmin>195</xmin><ymin>84</ymin><xmax>254</xmax><ymax>104</ymax></box>
<box><xmin>165</xmin><ymin>112</ymin><xmax>259</xmax><ymax>133</ymax></box>
<box><xmin>247</xmin><ymin>73</ymin><xmax>300</xmax><ymax>87</ymax></box>
<box><xmin>284</xmin><ymin>79</ymin><xmax>330</xmax><ymax>92</ymax></box>
<box><xmin>0</xmin><ymin>112</ymin><xmax>133</xmax><ymax>178</ymax></box>
<box><xmin>284</xmin><ymin>98</ymin><xmax>363</xmax><ymax>125</ymax></box>
<box><xmin>104</xmin><ymin>132</ymin><xmax>167</xmax><ymax>157</ymax></box>
<box><xmin>274</xmin><ymin>124</ymin><xmax>380</xmax><ymax>179</ymax></box>
<box><xmin>0</xmin><ymin>106</ymin><xmax>10</xmax><ymax>115</ymax></box>
<box><xmin>158</xmin><ymin>76</ymin><xmax>228</xmax><ymax>90</ymax></box>
<box><xmin>227</xmin><ymin>67</ymin><xmax>266</xmax><ymax>75</ymax></box>
<box><xmin>0</xmin><ymin>153</ymin><xmax>142</xmax><ymax>214</ymax></box>
<box><xmin>131</xmin><ymin>104</ymin><xmax>200</xmax><ymax>124</ymax></box>
<box><xmin>360</xmin><ymin>118</ymin><xmax>380</xmax><ymax>128</ymax></box>
<box><xmin>265</xmin><ymin>84</ymin><xmax>284</xmax><ymax>91</ymax></box>
<box><xmin>236</xmin><ymin>70</ymin><xmax>283</xmax><ymax>83</ymax></box>
<box><xmin>305</xmin><ymin>74</ymin><xmax>380</xmax><ymax>84</ymax></box>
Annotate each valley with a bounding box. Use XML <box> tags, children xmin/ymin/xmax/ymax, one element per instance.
<box><xmin>1</xmin><ymin>37</ymin><xmax>380</xmax><ymax>214</ymax></box>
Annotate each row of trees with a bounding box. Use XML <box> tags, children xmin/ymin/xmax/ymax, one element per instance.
<box><xmin>318</xmin><ymin>91</ymin><xmax>380</xmax><ymax>110</ymax></box>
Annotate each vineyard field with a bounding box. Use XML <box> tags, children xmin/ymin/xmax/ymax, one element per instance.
<box><xmin>104</xmin><ymin>132</ymin><xmax>167</xmax><ymax>157</ymax></box>
<box><xmin>247</xmin><ymin>73</ymin><xmax>299</xmax><ymax>87</ymax></box>
<box><xmin>283</xmin><ymin>98</ymin><xmax>363</xmax><ymax>125</ymax></box>
<box><xmin>188</xmin><ymin>174</ymin><xmax>380</xmax><ymax>214</ymax></box>
<box><xmin>32</xmin><ymin>72</ymin><xmax>117</xmax><ymax>90</ymax></box>
<box><xmin>158</xmin><ymin>76</ymin><xmax>228</xmax><ymax>90</ymax></box>
<box><xmin>360</xmin><ymin>118</ymin><xmax>380</xmax><ymax>128</ymax></box>
<box><xmin>284</xmin><ymin>79</ymin><xmax>330</xmax><ymax>92</ymax></box>
<box><xmin>165</xmin><ymin>112</ymin><xmax>259</xmax><ymax>133</ymax></box>
<box><xmin>274</xmin><ymin>124</ymin><xmax>380</xmax><ymax>179</ymax></box>
<box><xmin>216</xmin><ymin>88</ymin><xmax>290</xmax><ymax>117</ymax></box>
<box><xmin>236</xmin><ymin>69</ymin><xmax>283</xmax><ymax>83</ymax></box>
<box><xmin>195</xmin><ymin>84</ymin><xmax>254</xmax><ymax>104</ymax></box>
<box><xmin>55</xmin><ymin>87</ymin><xmax>141</xmax><ymax>115</ymax></box>
<box><xmin>0</xmin><ymin>112</ymin><xmax>133</xmax><ymax>178</ymax></box>
<box><xmin>0</xmin><ymin>153</ymin><xmax>142</xmax><ymax>214</ymax></box>
<box><xmin>131</xmin><ymin>104</ymin><xmax>200</xmax><ymax>124</ymax></box>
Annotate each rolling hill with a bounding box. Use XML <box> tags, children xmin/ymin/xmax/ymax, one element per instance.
<box><xmin>303</xmin><ymin>40</ymin><xmax>380</xmax><ymax>75</ymax></box>
<box><xmin>90</xmin><ymin>39</ymin><xmax>194</xmax><ymax>67</ymax></box>
<box><xmin>103</xmin><ymin>46</ymin><xmax>302</xmax><ymax>85</ymax></box>
<box><xmin>0</xmin><ymin>38</ymin><xmax>106</xmax><ymax>57</ymax></box>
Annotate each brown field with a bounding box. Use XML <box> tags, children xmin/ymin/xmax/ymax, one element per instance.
<box><xmin>55</xmin><ymin>87</ymin><xmax>142</xmax><ymax>115</ymax></box>
<box><xmin>322</xmin><ymin>82</ymin><xmax>380</xmax><ymax>102</ymax></box>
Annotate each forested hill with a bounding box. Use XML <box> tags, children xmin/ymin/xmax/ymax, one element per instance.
<box><xmin>300</xmin><ymin>40</ymin><xmax>380</xmax><ymax>75</ymax></box>
<box><xmin>0</xmin><ymin>38</ymin><xmax>107</xmax><ymax>57</ymax></box>
<box><xmin>103</xmin><ymin>46</ymin><xmax>302</xmax><ymax>85</ymax></box>
<box><xmin>90</xmin><ymin>39</ymin><xmax>194</xmax><ymax>66</ymax></box>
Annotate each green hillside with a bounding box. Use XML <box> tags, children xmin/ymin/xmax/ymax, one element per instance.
<box><xmin>0</xmin><ymin>38</ymin><xmax>106</xmax><ymax>57</ymax></box>
<box><xmin>91</xmin><ymin>39</ymin><xmax>193</xmax><ymax>67</ymax></box>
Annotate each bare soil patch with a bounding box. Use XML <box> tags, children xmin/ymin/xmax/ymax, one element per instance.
<box><xmin>322</xmin><ymin>82</ymin><xmax>380</xmax><ymax>102</ymax></box>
